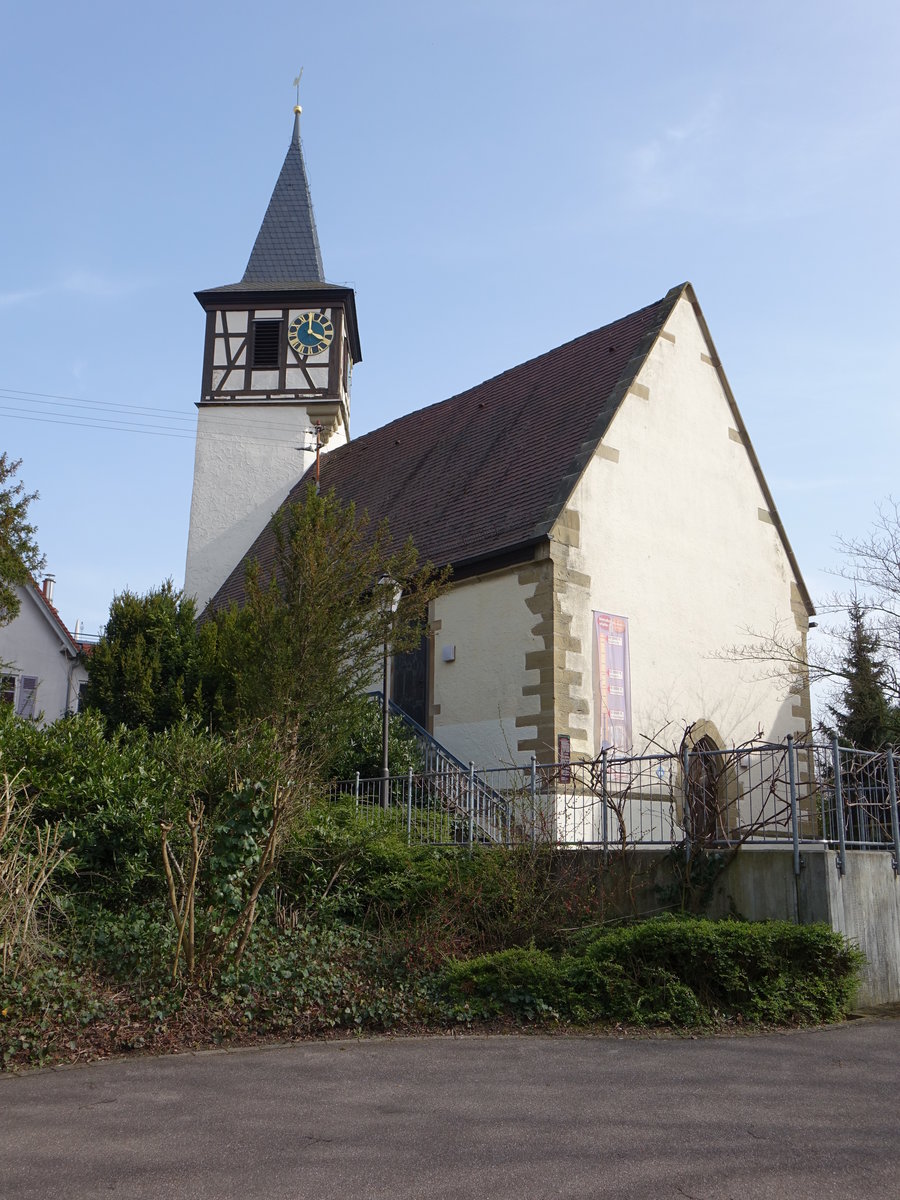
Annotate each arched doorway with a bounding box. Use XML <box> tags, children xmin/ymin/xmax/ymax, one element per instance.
<box><xmin>685</xmin><ymin>733</ymin><xmax>725</xmax><ymax>844</ymax></box>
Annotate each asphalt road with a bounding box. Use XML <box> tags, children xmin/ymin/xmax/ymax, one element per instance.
<box><xmin>2</xmin><ymin>1022</ymin><xmax>899</xmax><ymax>1199</ymax></box>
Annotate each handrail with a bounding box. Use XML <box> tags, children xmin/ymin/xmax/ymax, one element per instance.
<box><xmin>366</xmin><ymin>690</ymin><xmax>472</xmax><ymax>773</ymax></box>
<box><xmin>367</xmin><ymin>691</ymin><xmax>511</xmax><ymax>841</ymax></box>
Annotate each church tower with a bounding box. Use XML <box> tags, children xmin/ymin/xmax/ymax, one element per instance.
<box><xmin>184</xmin><ymin>101</ymin><xmax>361</xmax><ymax>611</ymax></box>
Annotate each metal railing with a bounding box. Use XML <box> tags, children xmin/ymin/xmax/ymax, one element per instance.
<box><xmin>328</xmin><ymin>738</ymin><xmax>900</xmax><ymax>867</ymax></box>
<box><xmin>365</xmin><ymin>692</ymin><xmax>512</xmax><ymax>842</ymax></box>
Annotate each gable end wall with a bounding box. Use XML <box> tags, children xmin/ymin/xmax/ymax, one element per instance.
<box><xmin>550</xmin><ymin>295</ymin><xmax>811</xmax><ymax>754</ymax></box>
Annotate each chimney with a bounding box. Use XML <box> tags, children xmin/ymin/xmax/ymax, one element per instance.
<box><xmin>42</xmin><ymin>575</ymin><xmax>56</xmax><ymax>606</ymax></box>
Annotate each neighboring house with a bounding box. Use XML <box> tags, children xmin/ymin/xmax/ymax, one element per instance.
<box><xmin>0</xmin><ymin>579</ymin><xmax>88</xmax><ymax>725</ymax></box>
<box><xmin>186</xmin><ymin>106</ymin><xmax>814</xmax><ymax>769</ymax></box>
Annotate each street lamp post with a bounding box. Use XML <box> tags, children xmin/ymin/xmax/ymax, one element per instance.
<box><xmin>379</xmin><ymin>576</ymin><xmax>402</xmax><ymax>810</ymax></box>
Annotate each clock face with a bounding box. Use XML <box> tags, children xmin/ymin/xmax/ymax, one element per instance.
<box><xmin>288</xmin><ymin>310</ymin><xmax>334</xmax><ymax>357</ymax></box>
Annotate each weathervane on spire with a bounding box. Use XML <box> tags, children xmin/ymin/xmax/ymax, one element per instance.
<box><xmin>293</xmin><ymin>67</ymin><xmax>304</xmax><ymax>113</ymax></box>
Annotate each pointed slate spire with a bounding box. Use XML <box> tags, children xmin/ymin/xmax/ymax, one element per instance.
<box><xmin>242</xmin><ymin>107</ymin><xmax>325</xmax><ymax>284</ymax></box>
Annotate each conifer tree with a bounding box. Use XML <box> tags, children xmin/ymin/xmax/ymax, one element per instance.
<box><xmin>0</xmin><ymin>453</ymin><xmax>45</xmax><ymax>626</ymax></box>
<box><xmin>82</xmin><ymin>581</ymin><xmax>218</xmax><ymax>732</ymax></box>
<box><xmin>825</xmin><ymin>599</ymin><xmax>899</xmax><ymax>749</ymax></box>
<box><xmin>210</xmin><ymin>483</ymin><xmax>448</xmax><ymax>764</ymax></box>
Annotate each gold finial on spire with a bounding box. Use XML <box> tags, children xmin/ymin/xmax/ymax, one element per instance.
<box><xmin>293</xmin><ymin>68</ymin><xmax>304</xmax><ymax>114</ymax></box>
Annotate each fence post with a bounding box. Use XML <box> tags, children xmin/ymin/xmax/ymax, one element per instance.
<box><xmin>887</xmin><ymin>749</ymin><xmax>900</xmax><ymax>876</ymax></box>
<box><xmin>530</xmin><ymin>755</ymin><xmax>537</xmax><ymax>844</ymax></box>
<box><xmin>468</xmin><ymin>761</ymin><xmax>475</xmax><ymax>855</ymax></box>
<box><xmin>407</xmin><ymin>766</ymin><xmax>414</xmax><ymax>846</ymax></box>
<box><xmin>354</xmin><ymin>770</ymin><xmax>360</xmax><ymax>813</ymax></box>
<box><xmin>681</xmin><ymin>743</ymin><xmax>692</xmax><ymax>864</ymax></box>
<box><xmin>600</xmin><ymin>747</ymin><xmax>609</xmax><ymax>859</ymax></box>
<box><xmin>832</xmin><ymin>736</ymin><xmax>847</xmax><ymax>876</ymax></box>
<box><xmin>787</xmin><ymin>734</ymin><xmax>801</xmax><ymax>878</ymax></box>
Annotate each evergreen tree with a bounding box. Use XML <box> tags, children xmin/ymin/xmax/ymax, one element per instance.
<box><xmin>211</xmin><ymin>484</ymin><xmax>448</xmax><ymax>765</ymax></box>
<box><xmin>0</xmin><ymin>453</ymin><xmax>45</xmax><ymax>626</ymax></box>
<box><xmin>825</xmin><ymin>600</ymin><xmax>899</xmax><ymax>749</ymax></box>
<box><xmin>82</xmin><ymin>581</ymin><xmax>218</xmax><ymax>732</ymax></box>
<box><xmin>82</xmin><ymin>488</ymin><xmax>447</xmax><ymax>766</ymax></box>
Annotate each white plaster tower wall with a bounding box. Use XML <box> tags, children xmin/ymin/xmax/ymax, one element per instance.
<box><xmin>184</xmin><ymin>402</ymin><xmax>346</xmax><ymax>611</ymax></box>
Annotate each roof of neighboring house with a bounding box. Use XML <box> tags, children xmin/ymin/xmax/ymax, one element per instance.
<box><xmin>20</xmin><ymin>582</ymin><xmax>81</xmax><ymax>656</ymax></box>
<box><xmin>210</xmin><ymin>282</ymin><xmax>814</xmax><ymax>616</ymax></box>
<box><xmin>240</xmin><ymin>109</ymin><xmax>325</xmax><ymax>286</ymax></box>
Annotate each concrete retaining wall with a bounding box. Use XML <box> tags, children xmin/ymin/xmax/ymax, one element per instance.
<box><xmin>567</xmin><ymin>845</ymin><xmax>900</xmax><ymax>1006</ymax></box>
<box><xmin>710</xmin><ymin>845</ymin><xmax>900</xmax><ymax>1007</ymax></box>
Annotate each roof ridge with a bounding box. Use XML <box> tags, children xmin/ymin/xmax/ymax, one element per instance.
<box><xmin>22</xmin><ymin>580</ymin><xmax>79</xmax><ymax>654</ymax></box>
<box><xmin>314</xmin><ymin>287</ymin><xmax>687</xmax><ymax>462</ymax></box>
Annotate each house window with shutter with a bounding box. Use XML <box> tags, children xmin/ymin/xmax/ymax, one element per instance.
<box><xmin>16</xmin><ymin>676</ymin><xmax>39</xmax><ymax>719</ymax></box>
<box><xmin>1</xmin><ymin>675</ymin><xmax>15</xmax><ymax>707</ymax></box>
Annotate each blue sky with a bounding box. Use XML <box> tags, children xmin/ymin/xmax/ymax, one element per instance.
<box><xmin>2</xmin><ymin>0</ymin><xmax>899</xmax><ymax>636</ymax></box>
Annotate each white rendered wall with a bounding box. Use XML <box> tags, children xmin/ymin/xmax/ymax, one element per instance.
<box><xmin>0</xmin><ymin>588</ymin><xmax>87</xmax><ymax>725</ymax></box>
<box><xmin>432</xmin><ymin>569</ymin><xmax>540</xmax><ymax>768</ymax></box>
<box><xmin>184</xmin><ymin>404</ymin><xmax>347</xmax><ymax>611</ymax></box>
<box><xmin>558</xmin><ymin>295</ymin><xmax>809</xmax><ymax>754</ymax></box>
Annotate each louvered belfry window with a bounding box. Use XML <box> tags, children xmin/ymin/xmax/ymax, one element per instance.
<box><xmin>251</xmin><ymin>319</ymin><xmax>282</xmax><ymax>368</ymax></box>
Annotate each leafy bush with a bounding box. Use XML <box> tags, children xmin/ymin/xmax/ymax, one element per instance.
<box><xmin>77</xmin><ymin>902</ymin><xmax>176</xmax><ymax>981</ymax></box>
<box><xmin>438</xmin><ymin>946</ymin><xmax>566</xmax><ymax>1021</ymax></box>
<box><xmin>438</xmin><ymin>917</ymin><xmax>863</xmax><ymax>1027</ymax></box>
<box><xmin>280</xmin><ymin>795</ymin><xmax>426</xmax><ymax>922</ymax></box>
<box><xmin>325</xmin><ymin>695</ymin><xmax>423</xmax><ymax>782</ymax></box>
<box><xmin>80</xmin><ymin>581</ymin><xmax>219</xmax><ymax>733</ymax></box>
<box><xmin>279</xmin><ymin>797</ymin><xmax>603</xmax><ymax>956</ymax></box>
<box><xmin>0</xmin><ymin>711</ymin><xmax>167</xmax><ymax>907</ymax></box>
<box><xmin>0</xmin><ymin>709</ymin><xmax>286</xmax><ymax>911</ymax></box>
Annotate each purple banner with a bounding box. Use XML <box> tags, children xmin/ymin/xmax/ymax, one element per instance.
<box><xmin>592</xmin><ymin>611</ymin><xmax>632</xmax><ymax>754</ymax></box>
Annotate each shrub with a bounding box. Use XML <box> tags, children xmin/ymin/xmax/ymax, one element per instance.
<box><xmin>438</xmin><ymin>916</ymin><xmax>863</xmax><ymax>1027</ymax></box>
<box><xmin>279</xmin><ymin>798</ymin><xmax>605</xmax><ymax>956</ymax></box>
<box><xmin>80</xmin><ymin>581</ymin><xmax>218</xmax><ymax>733</ymax></box>
<box><xmin>0</xmin><ymin>710</ymin><xmax>166</xmax><ymax>907</ymax></box>
<box><xmin>325</xmin><ymin>695</ymin><xmax>423</xmax><ymax>782</ymax></box>
<box><xmin>0</xmin><ymin>709</ymin><xmax>287</xmax><ymax>912</ymax></box>
<box><xmin>439</xmin><ymin>946</ymin><xmax>566</xmax><ymax>1021</ymax></box>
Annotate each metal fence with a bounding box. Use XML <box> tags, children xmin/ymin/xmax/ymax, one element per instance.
<box><xmin>328</xmin><ymin>737</ymin><xmax>900</xmax><ymax>866</ymax></box>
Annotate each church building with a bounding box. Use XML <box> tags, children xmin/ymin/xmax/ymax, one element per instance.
<box><xmin>185</xmin><ymin>105</ymin><xmax>814</xmax><ymax>770</ymax></box>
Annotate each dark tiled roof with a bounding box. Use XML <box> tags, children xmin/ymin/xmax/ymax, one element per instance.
<box><xmin>242</xmin><ymin>111</ymin><xmax>325</xmax><ymax>285</ymax></box>
<box><xmin>197</xmin><ymin>280</ymin><xmax>349</xmax><ymax>295</ymax></box>
<box><xmin>211</xmin><ymin>285</ymin><xmax>685</xmax><ymax>611</ymax></box>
